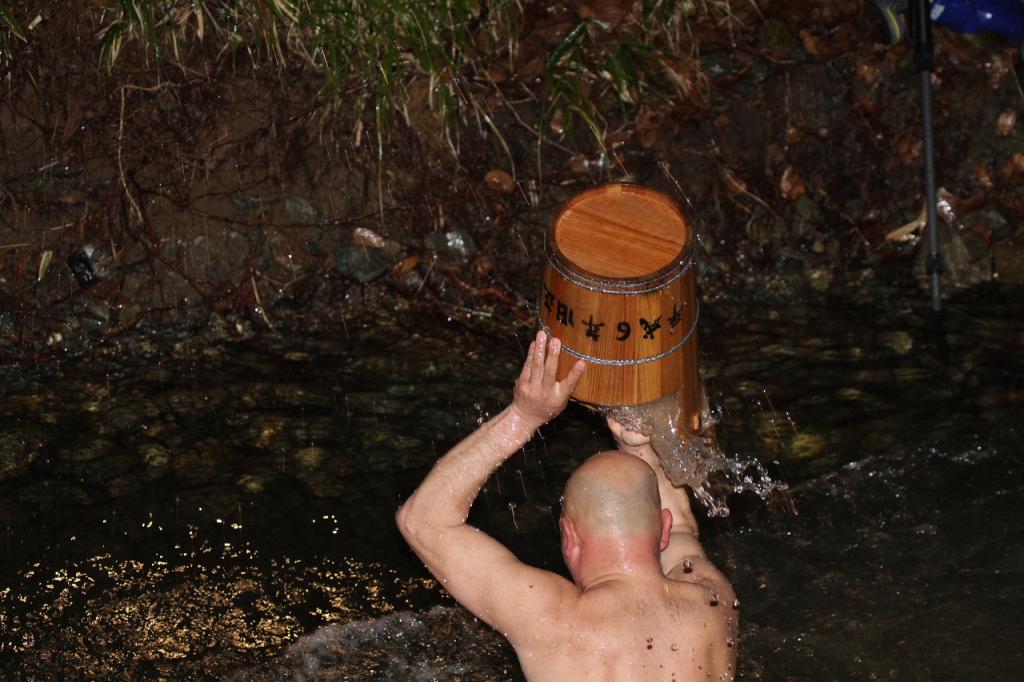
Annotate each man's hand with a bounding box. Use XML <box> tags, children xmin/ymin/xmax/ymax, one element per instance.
<box><xmin>511</xmin><ymin>330</ymin><xmax>586</xmax><ymax>429</ymax></box>
<box><xmin>606</xmin><ymin>416</ymin><xmax>653</xmax><ymax>450</ymax></box>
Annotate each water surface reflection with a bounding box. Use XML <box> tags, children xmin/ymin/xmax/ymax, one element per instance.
<box><xmin>2</xmin><ymin>284</ymin><xmax>1022</xmax><ymax>679</ymax></box>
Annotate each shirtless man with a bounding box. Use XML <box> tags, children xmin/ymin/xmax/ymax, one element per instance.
<box><xmin>396</xmin><ymin>331</ymin><xmax>737</xmax><ymax>681</ymax></box>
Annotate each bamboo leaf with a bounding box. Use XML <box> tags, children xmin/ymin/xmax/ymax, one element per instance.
<box><xmin>0</xmin><ymin>3</ymin><xmax>27</xmax><ymax>41</ymax></box>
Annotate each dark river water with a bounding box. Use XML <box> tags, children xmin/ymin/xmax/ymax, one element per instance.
<box><xmin>1</xmin><ymin>282</ymin><xmax>1022</xmax><ymax>680</ymax></box>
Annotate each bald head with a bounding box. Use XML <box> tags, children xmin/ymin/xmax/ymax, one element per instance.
<box><xmin>562</xmin><ymin>451</ymin><xmax>663</xmax><ymax>539</ymax></box>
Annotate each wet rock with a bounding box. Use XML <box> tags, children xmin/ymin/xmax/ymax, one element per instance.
<box><xmin>334</xmin><ymin>242</ymin><xmax>391</xmax><ymax>283</ymax></box>
<box><xmin>425</xmin><ymin>229</ymin><xmax>477</xmax><ymax>259</ymax></box>
<box><xmin>249</xmin><ymin>417</ymin><xmax>290</xmax><ymax>452</ymax></box>
<box><xmin>757</xmin><ymin>18</ymin><xmax>802</xmax><ymax>60</ymax></box>
<box><xmin>106</xmin><ymin>405</ymin><xmax>146</xmax><ymax>432</ymax></box>
<box><xmin>107</xmin><ymin>473</ymin><xmax>142</xmax><ymax>498</ymax></box>
<box><xmin>790</xmin><ymin>431</ymin><xmax>827</xmax><ymax>460</ymax></box>
<box><xmin>793</xmin><ymin>194</ymin><xmax>819</xmax><ymax>224</ymax></box>
<box><xmin>700</xmin><ymin>51</ymin><xmax>737</xmax><ymax>78</ymax></box>
<box><xmin>68</xmin><ymin>437</ymin><xmax>114</xmax><ymax>462</ymax></box>
<box><xmin>67</xmin><ymin>248</ymin><xmax>99</xmax><ymax>288</ymax></box>
<box><xmin>141</xmin><ymin>443</ymin><xmax>169</xmax><ymax>469</ymax></box>
<box><xmin>0</xmin><ymin>433</ymin><xmax>34</xmax><ymax>481</ymax></box>
<box><xmin>284</xmin><ymin>196</ymin><xmax>319</xmax><ymax>224</ymax></box>
<box><xmin>237</xmin><ymin>472</ymin><xmax>271</xmax><ymax>493</ymax></box>
<box><xmin>878</xmin><ymin>331</ymin><xmax>913</xmax><ymax>354</ymax></box>
<box><xmin>297</xmin><ymin>417</ymin><xmax>334</xmax><ymax>443</ymax></box>
<box><xmin>304</xmin><ymin>475</ymin><xmax>349</xmax><ymax>498</ymax></box>
<box><xmin>351</xmin><ymin>226</ymin><xmax>387</xmax><ymax>248</ymax></box>
<box><xmin>993</xmin><ymin>236</ymin><xmax>1024</xmax><ymax>283</ymax></box>
<box><xmin>268</xmin><ymin>229</ymin><xmax>309</xmax><ymax>272</ymax></box>
<box><xmin>79</xmin><ymin>299</ymin><xmax>113</xmax><ymax>333</ymax></box>
<box><xmin>231</xmin><ymin>196</ymin><xmax>258</xmax><ymax>213</ymax></box>
<box><xmin>966</xmin><ymin>206</ymin><xmax>1013</xmax><ymax>242</ymax></box>
<box><xmin>807</xmin><ymin>266</ymin><xmax>833</xmax><ymax>293</ymax></box>
<box><xmin>916</xmin><ymin>224</ymin><xmax>993</xmax><ymax>290</ymax></box>
<box><xmin>291</xmin><ymin>446</ymin><xmax>328</xmax><ymax>469</ymax></box>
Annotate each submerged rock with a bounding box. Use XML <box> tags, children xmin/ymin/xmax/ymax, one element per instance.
<box><xmin>425</xmin><ymin>230</ymin><xmax>477</xmax><ymax>259</ymax></box>
<box><xmin>284</xmin><ymin>196</ymin><xmax>319</xmax><ymax>224</ymax></box>
<box><xmin>0</xmin><ymin>433</ymin><xmax>35</xmax><ymax>481</ymax></box>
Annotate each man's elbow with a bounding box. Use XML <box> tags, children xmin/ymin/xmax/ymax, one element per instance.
<box><xmin>395</xmin><ymin>500</ymin><xmax>415</xmax><ymax>540</ymax></box>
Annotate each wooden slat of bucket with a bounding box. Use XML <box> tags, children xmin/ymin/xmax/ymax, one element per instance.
<box><xmin>544</xmin><ymin>268</ymin><xmax>698</xmax><ymax>405</ymax></box>
<box><xmin>540</xmin><ymin>183</ymin><xmax>700</xmax><ymax>409</ymax></box>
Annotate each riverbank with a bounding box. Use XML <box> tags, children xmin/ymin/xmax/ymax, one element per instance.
<box><xmin>2</xmin><ymin>1</ymin><xmax>1023</xmax><ymax>365</ymax></box>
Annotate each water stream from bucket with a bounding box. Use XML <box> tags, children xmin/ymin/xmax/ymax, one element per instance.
<box><xmin>601</xmin><ymin>388</ymin><xmax>786</xmax><ymax>517</ymax></box>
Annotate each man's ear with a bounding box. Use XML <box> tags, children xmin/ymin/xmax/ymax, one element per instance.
<box><xmin>561</xmin><ymin>516</ymin><xmax>581</xmax><ymax>561</ymax></box>
<box><xmin>605</xmin><ymin>416</ymin><xmax>622</xmax><ymax>439</ymax></box>
<box><xmin>659</xmin><ymin>508</ymin><xmax>673</xmax><ymax>552</ymax></box>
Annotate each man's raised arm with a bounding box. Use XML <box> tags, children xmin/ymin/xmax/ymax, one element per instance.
<box><xmin>396</xmin><ymin>331</ymin><xmax>585</xmax><ymax>636</ymax></box>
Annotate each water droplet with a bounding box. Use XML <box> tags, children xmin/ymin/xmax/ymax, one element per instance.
<box><xmin>732</xmin><ymin>598</ymin><xmax>741</xmax><ymax>609</ymax></box>
<box><xmin>726</xmin><ymin>636</ymin><xmax>736</xmax><ymax>648</ymax></box>
<box><xmin>709</xmin><ymin>593</ymin><xmax>720</xmax><ymax>607</ymax></box>
<box><xmin>670</xmin><ymin>643</ymin><xmax>679</xmax><ymax>651</ymax></box>
<box><xmin>683</xmin><ymin>559</ymin><xmax>694</xmax><ymax>573</ymax></box>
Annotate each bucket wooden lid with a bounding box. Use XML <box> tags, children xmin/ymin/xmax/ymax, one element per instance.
<box><xmin>548</xmin><ymin>184</ymin><xmax>691</xmax><ymax>282</ymax></box>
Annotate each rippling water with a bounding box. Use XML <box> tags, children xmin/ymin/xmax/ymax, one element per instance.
<box><xmin>2</xmin><ymin>283</ymin><xmax>1022</xmax><ymax>680</ymax></box>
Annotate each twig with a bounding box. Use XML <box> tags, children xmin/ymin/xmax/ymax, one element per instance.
<box><xmin>250</xmin><ymin>274</ymin><xmax>275</xmax><ymax>330</ymax></box>
<box><xmin>118</xmin><ymin>86</ymin><xmax>145</xmax><ymax>225</ymax></box>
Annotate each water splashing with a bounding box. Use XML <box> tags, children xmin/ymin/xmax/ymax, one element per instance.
<box><xmin>602</xmin><ymin>389</ymin><xmax>786</xmax><ymax>517</ymax></box>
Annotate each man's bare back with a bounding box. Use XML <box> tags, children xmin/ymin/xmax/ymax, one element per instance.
<box><xmin>515</xmin><ymin>574</ymin><xmax>735</xmax><ymax>681</ymax></box>
<box><xmin>397</xmin><ymin>332</ymin><xmax>737</xmax><ymax>681</ymax></box>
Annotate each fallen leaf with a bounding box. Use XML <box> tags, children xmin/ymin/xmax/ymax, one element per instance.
<box><xmin>987</xmin><ymin>51</ymin><xmax>1014</xmax><ymax>89</ymax></box>
<box><xmin>723</xmin><ymin>169</ymin><xmax>748</xmax><ymax>195</ymax></box>
<box><xmin>896</xmin><ymin>134</ymin><xmax>922</xmax><ymax>166</ymax></box>
<box><xmin>884</xmin><ymin>187</ymin><xmax>959</xmax><ymax>242</ymax></box>
<box><xmin>975</xmin><ymin>163</ymin><xmax>995</xmax><ymax>189</ymax></box>
<box><xmin>549</xmin><ymin>108</ymin><xmax>565</xmax><ymax>135</ymax></box>
<box><xmin>568</xmin><ymin>155</ymin><xmax>589</xmax><ymax>174</ymax></box>
<box><xmin>390</xmin><ymin>255</ymin><xmax>420</xmax><ymax>275</ymax></box>
<box><xmin>484</xmin><ymin>169</ymin><xmax>516</xmax><ymax>194</ymax></box>
<box><xmin>577</xmin><ymin>0</ymin><xmax>630</xmax><ymax>30</ymax></box>
<box><xmin>473</xmin><ymin>254</ymin><xmax>494</xmax><ymax>277</ymax></box>
<box><xmin>662</xmin><ymin>57</ymin><xmax>707</xmax><ymax>107</ymax></box>
<box><xmin>799</xmin><ymin>29</ymin><xmax>829</xmax><ymax>57</ymax></box>
<box><xmin>885</xmin><ymin>210</ymin><xmax>926</xmax><ymax>242</ymax></box>
<box><xmin>997</xmin><ymin>109</ymin><xmax>1017</xmax><ymax>136</ymax></box>
<box><xmin>855</xmin><ymin>56</ymin><xmax>881</xmax><ymax>85</ymax></box>
<box><xmin>484</xmin><ymin>65</ymin><xmax>508</xmax><ymax>84</ymax></box>
<box><xmin>38</xmin><ymin>249</ymin><xmax>53</xmax><ymax>282</ymax></box>
<box><xmin>1002</xmin><ymin>152</ymin><xmax>1024</xmax><ymax>183</ymax></box>
<box><xmin>516</xmin><ymin>57</ymin><xmax>544</xmax><ymax>81</ymax></box>
<box><xmin>779</xmin><ymin>166</ymin><xmax>807</xmax><ymax>200</ymax></box>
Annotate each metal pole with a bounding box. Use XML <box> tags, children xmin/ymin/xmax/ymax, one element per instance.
<box><xmin>909</xmin><ymin>0</ymin><xmax>944</xmax><ymax>313</ymax></box>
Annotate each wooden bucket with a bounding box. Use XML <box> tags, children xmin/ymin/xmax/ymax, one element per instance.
<box><xmin>540</xmin><ymin>184</ymin><xmax>701</xmax><ymax>424</ymax></box>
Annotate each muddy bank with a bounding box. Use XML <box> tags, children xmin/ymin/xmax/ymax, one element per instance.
<box><xmin>2</xmin><ymin>2</ymin><xmax>1024</xmax><ymax>363</ymax></box>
